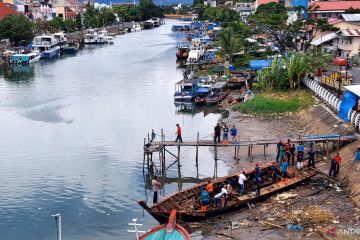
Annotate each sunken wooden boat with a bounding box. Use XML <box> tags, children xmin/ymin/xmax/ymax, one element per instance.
<box><xmin>139</xmin><ymin>210</ymin><xmax>191</xmax><ymax>240</ymax></box>
<box><xmin>138</xmin><ymin>162</ymin><xmax>317</xmax><ymax>223</ymax></box>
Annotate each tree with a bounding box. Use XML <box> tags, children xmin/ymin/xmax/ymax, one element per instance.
<box><xmin>216</xmin><ymin>28</ymin><xmax>240</xmax><ymax>62</ymax></box>
<box><xmin>139</xmin><ymin>0</ymin><xmax>162</xmax><ymax>21</ymax></box>
<box><xmin>75</xmin><ymin>13</ymin><xmax>82</xmax><ymax>30</ymax></box>
<box><xmin>194</xmin><ymin>4</ymin><xmax>206</xmax><ymax>21</ymax></box>
<box><xmin>257</xmin><ymin>56</ymin><xmax>287</xmax><ymax>90</ymax></box>
<box><xmin>0</xmin><ymin>14</ymin><xmax>34</xmax><ymax>45</ymax></box>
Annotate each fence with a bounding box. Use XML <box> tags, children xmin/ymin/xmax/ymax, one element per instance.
<box><xmin>303</xmin><ymin>78</ymin><xmax>360</xmax><ymax>131</ymax></box>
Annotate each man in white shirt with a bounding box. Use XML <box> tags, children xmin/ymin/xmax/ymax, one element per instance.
<box><xmin>238</xmin><ymin>171</ymin><xmax>247</xmax><ymax>195</ymax></box>
<box><xmin>214</xmin><ymin>185</ymin><xmax>228</xmax><ymax>208</ymax></box>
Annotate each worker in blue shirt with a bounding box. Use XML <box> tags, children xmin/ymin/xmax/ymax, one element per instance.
<box><xmin>308</xmin><ymin>147</ymin><xmax>316</xmax><ymax>169</ymax></box>
<box><xmin>281</xmin><ymin>159</ymin><xmax>288</xmax><ymax>183</ymax></box>
<box><xmin>200</xmin><ymin>188</ymin><xmax>209</xmax><ymax>212</ymax></box>
<box><xmin>329</xmin><ymin>158</ymin><xmax>337</xmax><ymax>178</ymax></box>
<box><xmin>230</xmin><ymin>125</ymin><xmax>237</xmax><ymax>143</ymax></box>
<box><xmin>297</xmin><ymin>142</ymin><xmax>305</xmax><ymax>162</ymax></box>
<box><xmin>255</xmin><ymin>163</ymin><xmax>261</xmax><ymax>178</ymax></box>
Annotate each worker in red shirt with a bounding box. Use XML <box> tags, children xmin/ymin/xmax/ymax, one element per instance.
<box><xmin>334</xmin><ymin>152</ymin><xmax>342</xmax><ymax>175</ymax></box>
<box><xmin>175</xmin><ymin>123</ymin><xmax>182</xmax><ymax>143</ymax></box>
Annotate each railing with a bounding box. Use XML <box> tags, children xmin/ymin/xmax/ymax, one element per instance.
<box><xmin>303</xmin><ymin>78</ymin><xmax>360</xmax><ymax>131</ymax></box>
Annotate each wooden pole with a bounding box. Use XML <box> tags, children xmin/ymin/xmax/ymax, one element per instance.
<box><xmin>337</xmin><ymin>135</ymin><xmax>341</xmax><ymax>151</ymax></box>
<box><xmin>147</xmin><ymin>133</ymin><xmax>150</xmax><ymax>143</ymax></box>
<box><xmin>143</xmin><ymin>138</ymin><xmax>146</xmax><ymax>174</ymax></box>
<box><xmin>326</xmin><ymin>137</ymin><xmax>329</xmax><ymax>159</ymax></box>
<box><xmin>196</xmin><ymin>132</ymin><xmax>199</xmax><ymax>168</ymax></box>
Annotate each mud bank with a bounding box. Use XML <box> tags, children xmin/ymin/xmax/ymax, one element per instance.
<box><xmin>199</xmin><ymin>101</ymin><xmax>360</xmax><ymax>239</ymax></box>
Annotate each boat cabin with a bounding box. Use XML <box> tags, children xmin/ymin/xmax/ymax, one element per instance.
<box><xmin>174</xmin><ymin>79</ymin><xmax>200</xmax><ymax>102</ymax></box>
<box><xmin>209</xmin><ymin>82</ymin><xmax>227</xmax><ymax>95</ymax></box>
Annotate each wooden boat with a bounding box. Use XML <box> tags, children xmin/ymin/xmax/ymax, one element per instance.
<box><xmin>137</xmin><ymin>162</ymin><xmax>317</xmax><ymax>223</ymax></box>
<box><xmin>176</xmin><ymin>42</ymin><xmax>190</xmax><ymax>59</ymax></box>
<box><xmin>204</xmin><ymin>82</ymin><xmax>229</xmax><ymax>105</ymax></box>
<box><xmin>139</xmin><ymin>210</ymin><xmax>191</xmax><ymax>240</ymax></box>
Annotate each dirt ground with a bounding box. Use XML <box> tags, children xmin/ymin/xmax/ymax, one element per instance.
<box><xmin>193</xmin><ymin>99</ymin><xmax>360</xmax><ymax>239</ymax></box>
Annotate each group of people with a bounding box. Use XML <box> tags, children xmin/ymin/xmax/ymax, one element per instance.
<box><xmin>276</xmin><ymin>139</ymin><xmax>316</xmax><ymax>172</ymax></box>
<box><xmin>214</xmin><ymin>122</ymin><xmax>238</xmax><ymax>144</ymax></box>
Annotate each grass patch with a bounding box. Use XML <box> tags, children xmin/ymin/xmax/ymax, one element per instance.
<box><xmin>233</xmin><ymin>90</ymin><xmax>314</xmax><ymax>114</ymax></box>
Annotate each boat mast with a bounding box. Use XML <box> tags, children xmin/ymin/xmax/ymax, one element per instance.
<box><xmin>51</xmin><ymin>213</ymin><xmax>62</xmax><ymax>240</ymax></box>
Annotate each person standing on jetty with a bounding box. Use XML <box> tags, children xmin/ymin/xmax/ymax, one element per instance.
<box><xmin>223</xmin><ymin>123</ymin><xmax>229</xmax><ymax>143</ymax></box>
<box><xmin>200</xmin><ymin>188</ymin><xmax>209</xmax><ymax>212</ymax></box>
<box><xmin>281</xmin><ymin>159</ymin><xmax>288</xmax><ymax>184</ymax></box>
<box><xmin>214</xmin><ymin>123</ymin><xmax>221</xmax><ymax>143</ymax></box>
<box><xmin>152</xmin><ymin>176</ymin><xmax>160</xmax><ymax>204</ymax></box>
<box><xmin>297</xmin><ymin>142</ymin><xmax>304</xmax><ymax>162</ymax></box>
<box><xmin>284</xmin><ymin>139</ymin><xmax>291</xmax><ymax>165</ymax></box>
<box><xmin>230</xmin><ymin>125</ymin><xmax>237</xmax><ymax>143</ymax></box>
<box><xmin>175</xmin><ymin>124</ymin><xmax>182</xmax><ymax>143</ymax></box>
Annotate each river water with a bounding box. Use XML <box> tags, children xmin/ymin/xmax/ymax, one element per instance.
<box><xmin>0</xmin><ymin>21</ymin><xmax>230</xmax><ymax>239</ymax></box>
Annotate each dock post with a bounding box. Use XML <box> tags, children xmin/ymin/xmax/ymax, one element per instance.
<box><xmin>326</xmin><ymin>137</ymin><xmax>329</xmax><ymax>158</ymax></box>
<box><xmin>196</xmin><ymin>132</ymin><xmax>199</xmax><ymax>168</ymax></box>
<box><xmin>337</xmin><ymin>135</ymin><xmax>341</xmax><ymax>151</ymax></box>
<box><xmin>147</xmin><ymin>133</ymin><xmax>150</xmax><ymax>143</ymax></box>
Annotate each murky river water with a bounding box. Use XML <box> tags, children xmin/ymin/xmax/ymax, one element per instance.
<box><xmin>0</xmin><ymin>20</ymin><xmax>229</xmax><ymax>240</ymax></box>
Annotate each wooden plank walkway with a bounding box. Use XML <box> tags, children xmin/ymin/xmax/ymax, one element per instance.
<box><xmin>145</xmin><ymin>135</ymin><xmax>357</xmax><ymax>153</ymax></box>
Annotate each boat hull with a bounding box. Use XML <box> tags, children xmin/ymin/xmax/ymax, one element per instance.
<box><xmin>138</xmin><ymin>173</ymin><xmax>315</xmax><ymax>223</ymax></box>
<box><xmin>41</xmin><ymin>48</ymin><xmax>60</xmax><ymax>59</ymax></box>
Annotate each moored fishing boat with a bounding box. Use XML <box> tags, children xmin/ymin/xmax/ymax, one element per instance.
<box><xmin>53</xmin><ymin>32</ymin><xmax>68</xmax><ymax>51</ymax></box>
<box><xmin>10</xmin><ymin>50</ymin><xmax>41</xmax><ymax>64</ymax></box>
<box><xmin>32</xmin><ymin>35</ymin><xmax>60</xmax><ymax>59</ymax></box>
<box><xmin>176</xmin><ymin>42</ymin><xmax>189</xmax><ymax>59</ymax></box>
<box><xmin>174</xmin><ymin>78</ymin><xmax>200</xmax><ymax>102</ymax></box>
<box><xmin>204</xmin><ymin>82</ymin><xmax>229</xmax><ymax>106</ymax></box>
<box><xmin>139</xmin><ymin>210</ymin><xmax>191</xmax><ymax>240</ymax></box>
<box><xmin>137</xmin><ymin>163</ymin><xmax>317</xmax><ymax>223</ymax></box>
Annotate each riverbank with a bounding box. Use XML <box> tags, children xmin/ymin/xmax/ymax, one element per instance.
<box><xmin>200</xmin><ymin>99</ymin><xmax>360</xmax><ymax>239</ymax></box>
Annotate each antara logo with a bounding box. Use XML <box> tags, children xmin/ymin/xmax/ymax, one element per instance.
<box><xmin>326</xmin><ymin>227</ymin><xmax>337</xmax><ymax>237</ymax></box>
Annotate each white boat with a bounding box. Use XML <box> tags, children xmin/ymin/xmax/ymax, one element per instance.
<box><xmin>32</xmin><ymin>35</ymin><xmax>60</xmax><ymax>59</ymax></box>
<box><xmin>187</xmin><ymin>38</ymin><xmax>205</xmax><ymax>63</ymax></box>
<box><xmin>151</xmin><ymin>17</ymin><xmax>160</xmax><ymax>27</ymax></box>
<box><xmin>107</xmin><ymin>36</ymin><xmax>114</xmax><ymax>44</ymax></box>
<box><xmin>131</xmin><ymin>22</ymin><xmax>141</xmax><ymax>32</ymax></box>
<box><xmin>84</xmin><ymin>29</ymin><xmax>109</xmax><ymax>44</ymax></box>
<box><xmin>53</xmin><ymin>32</ymin><xmax>67</xmax><ymax>49</ymax></box>
<box><xmin>10</xmin><ymin>50</ymin><xmax>41</xmax><ymax>64</ymax></box>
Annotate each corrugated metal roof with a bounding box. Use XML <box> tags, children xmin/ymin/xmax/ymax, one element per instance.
<box><xmin>342</xmin><ymin>14</ymin><xmax>360</xmax><ymax>22</ymax></box>
<box><xmin>311</xmin><ymin>32</ymin><xmax>337</xmax><ymax>46</ymax></box>
<box><xmin>309</xmin><ymin>1</ymin><xmax>360</xmax><ymax>11</ymax></box>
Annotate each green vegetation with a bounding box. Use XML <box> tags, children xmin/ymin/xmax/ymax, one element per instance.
<box><xmin>233</xmin><ymin>91</ymin><xmax>314</xmax><ymax>114</ymax></box>
<box><xmin>0</xmin><ymin>14</ymin><xmax>34</xmax><ymax>45</ymax></box>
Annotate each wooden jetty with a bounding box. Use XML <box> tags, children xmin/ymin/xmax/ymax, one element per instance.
<box><xmin>143</xmin><ymin>131</ymin><xmax>356</xmax><ymax>177</ymax></box>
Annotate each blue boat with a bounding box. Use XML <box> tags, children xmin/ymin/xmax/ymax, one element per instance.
<box><xmin>139</xmin><ymin>210</ymin><xmax>191</xmax><ymax>240</ymax></box>
<box><xmin>32</xmin><ymin>35</ymin><xmax>60</xmax><ymax>59</ymax></box>
<box><xmin>174</xmin><ymin>78</ymin><xmax>200</xmax><ymax>102</ymax></box>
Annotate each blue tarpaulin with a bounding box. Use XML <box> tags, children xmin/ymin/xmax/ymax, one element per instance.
<box><xmin>249</xmin><ymin>60</ymin><xmax>272</xmax><ymax>70</ymax></box>
<box><xmin>304</xmin><ymin>134</ymin><xmax>340</xmax><ymax>139</ymax></box>
<box><xmin>339</xmin><ymin>90</ymin><xmax>357</xmax><ymax>122</ymax></box>
<box><xmin>196</xmin><ymin>88</ymin><xmax>209</xmax><ymax>93</ymax></box>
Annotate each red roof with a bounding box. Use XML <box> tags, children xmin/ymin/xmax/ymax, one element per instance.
<box><xmin>257</xmin><ymin>0</ymin><xmax>279</xmax><ymax>5</ymax></box>
<box><xmin>309</xmin><ymin>1</ymin><xmax>360</xmax><ymax>12</ymax></box>
<box><xmin>0</xmin><ymin>2</ymin><xmax>20</xmax><ymax>20</ymax></box>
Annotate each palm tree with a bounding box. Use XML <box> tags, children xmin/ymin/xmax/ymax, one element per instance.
<box><xmin>285</xmin><ymin>54</ymin><xmax>297</xmax><ymax>90</ymax></box>
<box><xmin>216</xmin><ymin>28</ymin><xmax>239</xmax><ymax>62</ymax></box>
